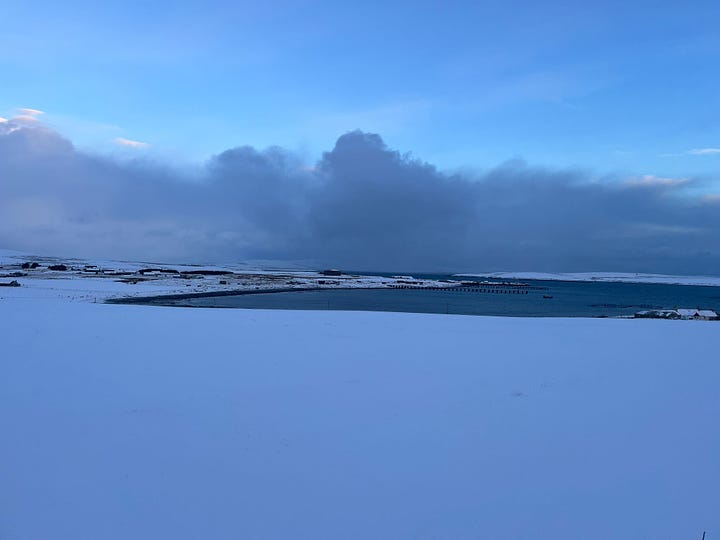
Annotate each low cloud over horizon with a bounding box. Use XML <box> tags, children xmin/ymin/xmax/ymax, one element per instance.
<box><xmin>1</xmin><ymin>118</ymin><xmax>719</xmax><ymax>274</ymax></box>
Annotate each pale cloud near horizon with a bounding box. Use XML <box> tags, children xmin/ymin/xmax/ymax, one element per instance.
<box><xmin>114</xmin><ymin>137</ymin><xmax>150</xmax><ymax>148</ymax></box>
<box><xmin>624</xmin><ymin>175</ymin><xmax>688</xmax><ymax>187</ymax></box>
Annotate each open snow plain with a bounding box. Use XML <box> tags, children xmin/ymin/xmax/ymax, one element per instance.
<box><xmin>1</xmin><ymin>262</ymin><xmax>719</xmax><ymax>539</ymax></box>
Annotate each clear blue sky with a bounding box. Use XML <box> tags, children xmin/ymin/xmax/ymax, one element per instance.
<box><xmin>1</xmin><ymin>0</ymin><xmax>719</xmax><ymax>179</ymax></box>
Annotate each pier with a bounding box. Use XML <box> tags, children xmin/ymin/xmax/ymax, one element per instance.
<box><xmin>388</xmin><ymin>282</ymin><xmax>546</xmax><ymax>294</ymax></box>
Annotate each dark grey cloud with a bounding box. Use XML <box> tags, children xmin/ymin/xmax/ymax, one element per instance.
<box><xmin>1</xmin><ymin>119</ymin><xmax>719</xmax><ymax>274</ymax></box>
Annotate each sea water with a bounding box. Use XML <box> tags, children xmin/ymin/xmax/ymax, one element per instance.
<box><xmin>169</xmin><ymin>278</ymin><xmax>720</xmax><ymax>318</ymax></box>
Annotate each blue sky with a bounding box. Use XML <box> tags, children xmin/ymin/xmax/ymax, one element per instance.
<box><xmin>2</xmin><ymin>0</ymin><xmax>719</xmax><ymax>178</ymax></box>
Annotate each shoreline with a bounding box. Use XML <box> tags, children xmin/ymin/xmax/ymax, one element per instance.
<box><xmin>104</xmin><ymin>286</ymin><xmax>389</xmax><ymax>305</ymax></box>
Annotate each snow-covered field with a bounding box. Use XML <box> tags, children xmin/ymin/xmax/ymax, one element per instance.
<box><xmin>458</xmin><ymin>271</ymin><xmax>720</xmax><ymax>287</ymax></box>
<box><xmin>1</xmin><ymin>270</ymin><xmax>718</xmax><ymax>539</ymax></box>
<box><xmin>0</xmin><ymin>249</ymin><xmax>451</xmax><ymax>304</ymax></box>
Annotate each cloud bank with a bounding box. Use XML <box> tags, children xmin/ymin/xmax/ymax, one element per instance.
<box><xmin>1</xmin><ymin>118</ymin><xmax>719</xmax><ymax>273</ymax></box>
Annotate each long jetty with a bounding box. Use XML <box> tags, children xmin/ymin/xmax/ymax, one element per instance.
<box><xmin>389</xmin><ymin>282</ymin><xmax>546</xmax><ymax>294</ymax></box>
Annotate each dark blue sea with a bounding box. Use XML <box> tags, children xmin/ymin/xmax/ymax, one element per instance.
<box><xmin>168</xmin><ymin>276</ymin><xmax>720</xmax><ymax>318</ymax></box>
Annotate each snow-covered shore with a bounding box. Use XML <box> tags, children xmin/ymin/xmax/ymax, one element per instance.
<box><xmin>0</xmin><ymin>249</ymin><xmax>452</xmax><ymax>304</ymax></box>
<box><xmin>1</xmin><ymin>270</ymin><xmax>718</xmax><ymax>539</ymax></box>
<box><xmin>457</xmin><ymin>271</ymin><xmax>720</xmax><ymax>287</ymax></box>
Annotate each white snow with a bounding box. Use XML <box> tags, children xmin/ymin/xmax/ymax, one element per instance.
<box><xmin>1</xmin><ymin>277</ymin><xmax>718</xmax><ymax>539</ymax></box>
<box><xmin>0</xmin><ymin>249</ymin><xmax>453</xmax><ymax>303</ymax></box>
<box><xmin>457</xmin><ymin>271</ymin><xmax>720</xmax><ymax>287</ymax></box>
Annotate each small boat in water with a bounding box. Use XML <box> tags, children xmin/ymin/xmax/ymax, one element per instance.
<box><xmin>543</xmin><ymin>294</ymin><xmax>553</xmax><ymax>299</ymax></box>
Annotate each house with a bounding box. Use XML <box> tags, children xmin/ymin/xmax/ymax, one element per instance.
<box><xmin>696</xmin><ymin>309</ymin><xmax>719</xmax><ymax>321</ymax></box>
<box><xmin>676</xmin><ymin>308</ymin><xmax>719</xmax><ymax>321</ymax></box>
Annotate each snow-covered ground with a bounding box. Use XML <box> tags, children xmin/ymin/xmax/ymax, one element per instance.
<box><xmin>458</xmin><ymin>271</ymin><xmax>720</xmax><ymax>286</ymax></box>
<box><xmin>1</xmin><ymin>267</ymin><xmax>718</xmax><ymax>539</ymax></box>
<box><xmin>0</xmin><ymin>249</ymin><xmax>452</xmax><ymax>303</ymax></box>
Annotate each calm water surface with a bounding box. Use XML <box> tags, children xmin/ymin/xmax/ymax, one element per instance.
<box><xmin>168</xmin><ymin>278</ymin><xmax>720</xmax><ymax>318</ymax></box>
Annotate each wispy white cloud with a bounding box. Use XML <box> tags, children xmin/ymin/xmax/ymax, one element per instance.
<box><xmin>659</xmin><ymin>148</ymin><xmax>720</xmax><ymax>157</ymax></box>
<box><xmin>630</xmin><ymin>223</ymin><xmax>704</xmax><ymax>236</ymax></box>
<box><xmin>625</xmin><ymin>175</ymin><xmax>688</xmax><ymax>187</ymax></box>
<box><xmin>114</xmin><ymin>137</ymin><xmax>150</xmax><ymax>149</ymax></box>
<box><xmin>0</xmin><ymin>117</ymin><xmax>8</xmax><ymax>123</ymax></box>
<box><xmin>17</xmin><ymin>108</ymin><xmax>45</xmax><ymax>117</ymax></box>
<box><xmin>688</xmin><ymin>148</ymin><xmax>720</xmax><ymax>155</ymax></box>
